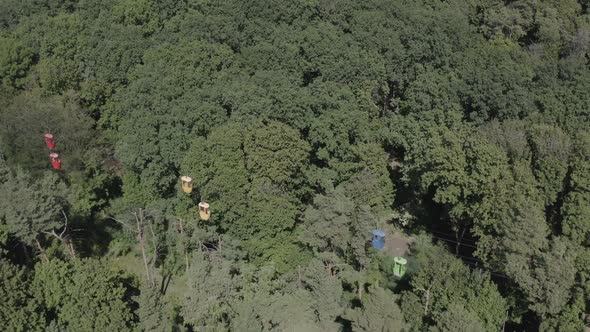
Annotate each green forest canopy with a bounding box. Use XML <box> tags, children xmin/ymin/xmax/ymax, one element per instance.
<box><xmin>0</xmin><ymin>0</ymin><xmax>589</xmax><ymax>331</ymax></box>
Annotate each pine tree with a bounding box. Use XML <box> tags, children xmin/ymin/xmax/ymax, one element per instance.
<box><xmin>0</xmin><ymin>260</ymin><xmax>46</xmax><ymax>331</ymax></box>
<box><xmin>136</xmin><ymin>286</ymin><xmax>170</xmax><ymax>332</ymax></box>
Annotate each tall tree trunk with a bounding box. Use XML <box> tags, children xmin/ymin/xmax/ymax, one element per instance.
<box><xmin>422</xmin><ymin>283</ymin><xmax>436</xmax><ymax>316</ymax></box>
<box><xmin>64</xmin><ymin>238</ymin><xmax>76</xmax><ymax>259</ymax></box>
<box><xmin>136</xmin><ymin>210</ymin><xmax>152</xmax><ymax>286</ymax></box>
<box><xmin>358</xmin><ymin>280</ymin><xmax>363</xmax><ymax>301</ymax></box>
<box><xmin>35</xmin><ymin>238</ymin><xmax>48</xmax><ymax>263</ymax></box>
<box><xmin>147</xmin><ymin>220</ymin><xmax>158</xmax><ymax>288</ymax></box>
<box><xmin>139</xmin><ymin>232</ymin><xmax>151</xmax><ymax>285</ymax></box>
<box><xmin>178</xmin><ymin>219</ymin><xmax>189</xmax><ymax>272</ymax></box>
<box><xmin>68</xmin><ymin>240</ymin><xmax>76</xmax><ymax>259</ymax></box>
<box><xmin>455</xmin><ymin>226</ymin><xmax>467</xmax><ymax>255</ymax></box>
<box><xmin>424</xmin><ymin>288</ymin><xmax>431</xmax><ymax>316</ymax></box>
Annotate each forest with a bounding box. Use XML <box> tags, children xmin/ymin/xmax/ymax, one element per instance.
<box><xmin>0</xmin><ymin>0</ymin><xmax>589</xmax><ymax>331</ymax></box>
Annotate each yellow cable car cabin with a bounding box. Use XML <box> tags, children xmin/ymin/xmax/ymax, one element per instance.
<box><xmin>198</xmin><ymin>202</ymin><xmax>211</xmax><ymax>221</ymax></box>
<box><xmin>181</xmin><ymin>176</ymin><xmax>193</xmax><ymax>194</ymax></box>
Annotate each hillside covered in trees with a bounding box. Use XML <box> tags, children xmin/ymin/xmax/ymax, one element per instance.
<box><xmin>1</xmin><ymin>0</ymin><xmax>590</xmax><ymax>331</ymax></box>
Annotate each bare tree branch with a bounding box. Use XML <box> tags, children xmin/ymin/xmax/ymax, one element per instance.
<box><xmin>59</xmin><ymin>210</ymin><xmax>68</xmax><ymax>238</ymax></box>
<box><xmin>109</xmin><ymin>216</ymin><xmax>135</xmax><ymax>232</ymax></box>
<box><xmin>35</xmin><ymin>238</ymin><xmax>49</xmax><ymax>263</ymax></box>
<box><xmin>43</xmin><ymin>211</ymin><xmax>76</xmax><ymax>259</ymax></box>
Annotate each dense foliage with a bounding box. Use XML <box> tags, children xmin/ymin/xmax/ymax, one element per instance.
<box><xmin>1</xmin><ymin>0</ymin><xmax>589</xmax><ymax>330</ymax></box>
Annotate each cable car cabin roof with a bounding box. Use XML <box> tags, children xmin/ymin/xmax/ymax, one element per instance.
<box><xmin>394</xmin><ymin>256</ymin><xmax>407</xmax><ymax>264</ymax></box>
<box><xmin>373</xmin><ymin>229</ymin><xmax>385</xmax><ymax>237</ymax></box>
<box><xmin>181</xmin><ymin>176</ymin><xmax>192</xmax><ymax>182</ymax></box>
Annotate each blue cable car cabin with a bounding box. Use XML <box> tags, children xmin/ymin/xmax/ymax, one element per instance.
<box><xmin>372</xmin><ymin>229</ymin><xmax>385</xmax><ymax>250</ymax></box>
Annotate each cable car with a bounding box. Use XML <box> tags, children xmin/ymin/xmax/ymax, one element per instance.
<box><xmin>372</xmin><ymin>229</ymin><xmax>385</xmax><ymax>250</ymax></box>
<box><xmin>49</xmin><ymin>153</ymin><xmax>62</xmax><ymax>170</ymax></box>
<box><xmin>393</xmin><ymin>256</ymin><xmax>407</xmax><ymax>277</ymax></box>
<box><xmin>181</xmin><ymin>176</ymin><xmax>193</xmax><ymax>193</ymax></box>
<box><xmin>198</xmin><ymin>202</ymin><xmax>210</xmax><ymax>221</ymax></box>
<box><xmin>44</xmin><ymin>134</ymin><xmax>55</xmax><ymax>149</ymax></box>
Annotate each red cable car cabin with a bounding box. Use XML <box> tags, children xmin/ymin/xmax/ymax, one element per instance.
<box><xmin>49</xmin><ymin>153</ymin><xmax>62</xmax><ymax>170</ymax></box>
<box><xmin>44</xmin><ymin>134</ymin><xmax>55</xmax><ymax>149</ymax></box>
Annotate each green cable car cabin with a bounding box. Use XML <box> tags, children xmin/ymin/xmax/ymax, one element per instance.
<box><xmin>393</xmin><ymin>256</ymin><xmax>407</xmax><ymax>277</ymax></box>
